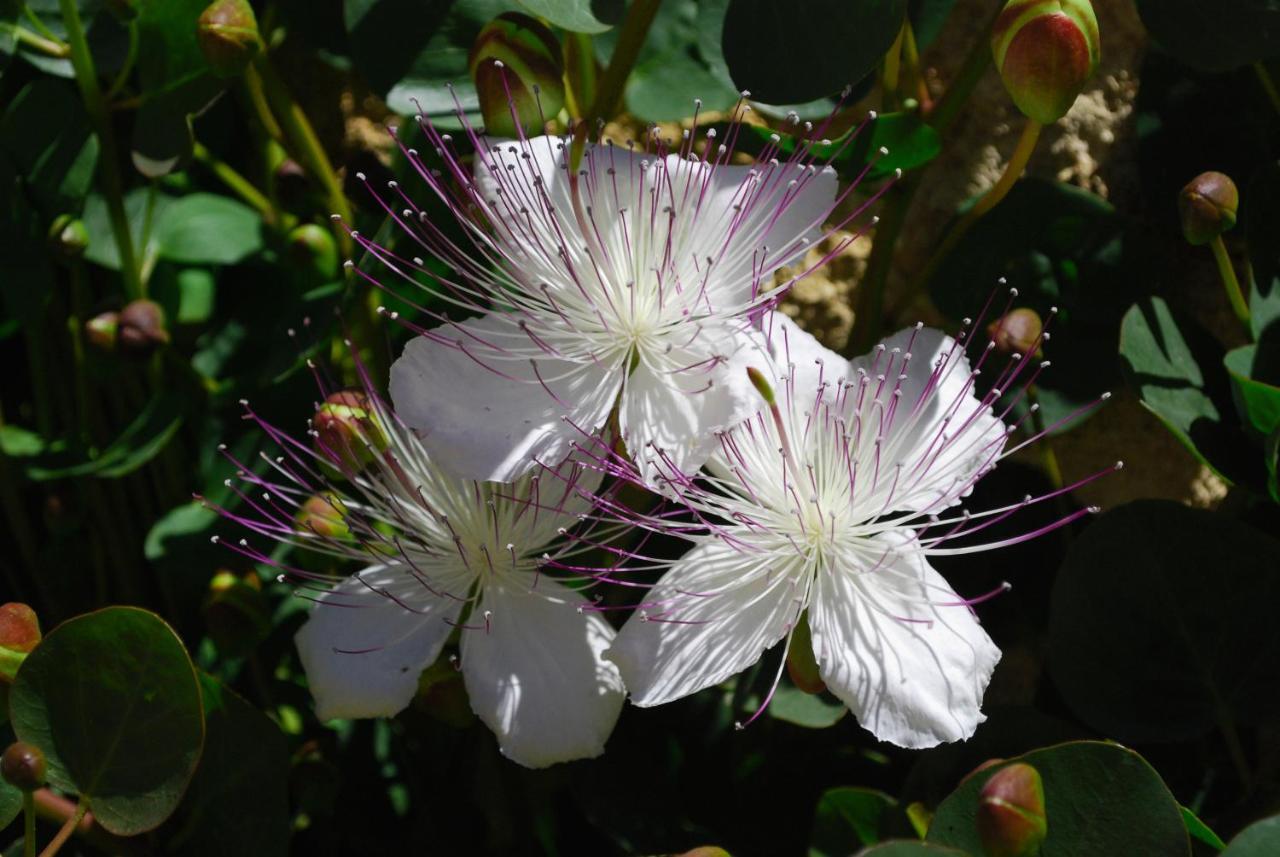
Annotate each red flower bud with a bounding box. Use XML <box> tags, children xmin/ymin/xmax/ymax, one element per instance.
<box><xmin>469</xmin><ymin>12</ymin><xmax>565</xmax><ymax>137</ymax></box>
<box><xmin>986</xmin><ymin>308</ymin><xmax>1044</xmax><ymax>356</ymax></box>
<box><xmin>1178</xmin><ymin>171</ymin><xmax>1238</xmax><ymax>246</ymax></box>
<box><xmin>197</xmin><ymin>0</ymin><xmax>264</xmax><ymax>78</ymax></box>
<box><xmin>313</xmin><ymin>391</ymin><xmax>388</xmax><ymax>475</ymax></box>
<box><xmin>0</xmin><ymin>603</ymin><xmax>41</xmax><ymax>684</ymax></box>
<box><xmin>977</xmin><ymin>763</ymin><xmax>1048</xmax><ymax>857</ymax></box>
<box><xmin>1</xmin><ymin>742</ymin><xmax>47</xmax><ymax>792</ymax></box>
<box><xmin>118</xmin><ymin>299</ymin><xmax>170</xmax><ymax>358</ymax></box>
<box><xmin>992</xmin><ymin>0</ymin><xmax>1100</xmax><ymax>124</ymax></box>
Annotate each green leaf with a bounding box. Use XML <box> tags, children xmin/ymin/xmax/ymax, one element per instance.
<box><xmin>82</xmin><ymin>187</ymin><xmax>175</xmax><ymax>272</ymax></box>
<box><xmin>165</xmin><ymin>675</ymin><xmax>290</xmax><ymax>857</ymax></box>
<box><xmin>1120</xmin><ymin>297</ymin><xmax>1258</xmax><ymax>484</ymax></box>
<box><xmin>515</xmin><ymin>0</ymin><xmax>617</xmax><ymax>33</ymax></box>
<box><xmin>1048</xmin><ymin>500</ymin><xmax>1280</xmax><ymax>742</ymax></box>
<box><xmin>928</xmin><ymin>742</ymin><xmax>1189</xmax><ymax>856</ymax></box>
<box><xmin>157</xmin><ymin>194</ymin><xmax>264</xmax><ymax>265</ymax></box>
<box><xmin>721</xmin><ymin>0</ymin><xmax>906</xmax><ymax>104</ymax></box>
<box><xmin>26</xmin><ymin>392</ymin><xmax>184</xmax><ymax>480</ymax></box>
<box><xmin>1225</xmin><ymin>343</ymin><xmax>1280</xmax><ymax>438</ymax></box>
<box><xmin>625</xmin><ymin>48</ymin><xmax>738</xmax><ymax>122</ymax></box>
<box><xmin>856</xmin><ymin>844</ymin><xmax>970</xmax><ymax>857</ymax></box>
<box><xmin>932</xmin><ymin>179</ymin><xmax>1143</xmax><ymax>433</ymax></box>
<box><xmin>0</xmin><ymin>78</ymin><xmax>99</xmax><ymax>215</ymax></box>
<box><xmin>1245</xmin><ymin>162</ymin><xmax>1280</xmax><ymax>341</ymax></box>
<box><xmin>0</xmin><ymin>721</ymin><xmax>20</xmax><ymax>829</ymax></box>
<box><xmin>1222</xmin><ymin>815</ymin><xmax>1280</xmax><ymax>855</ymax></box>
<box><xmin>1135</xmin><ymin>0</ymin><xmax>1280</xmax><ymax>73</ymax></box>
<box><xmin>152</xmin><ymin>266</ymin><xmax>217</xmax><ymax>325</ymax></box>
<box><xmin>810</xmin><ymin>787</ymin><xmax>897</xmax><ymax>856</ymax></box>
<box><xmin>9</xmin><ymin>607</ymin><xmax>205</xmax><ymax>836</ymax></box>
<box><xmin>1181</xmin><ymin>806</ymin><xmax>1227</xmax><ymax>851</ymax></box>
<box><xmin>770</xmin><ymin>685</ymin><xmax>846</xmax><ymax>729</ymax></box>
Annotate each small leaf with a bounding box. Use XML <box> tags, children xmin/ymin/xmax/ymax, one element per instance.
<box><xmin>1225</xmin><ymin>343</ymin><xmax>1280</xmax><ymax>438</ymax></box>
<box><xmin>1245</xmin><ymin>162</ymin><xmax>1280</xmax><ymax>341</ymax></box>
<box><xmin>770</xmin><ymin>685</ymin><xmax>846</xmax><ymax>729</ymax></box>
<box><xmin>1222</xmin><ymin>815</ymin><xmax>1280</xmax><ymax>856</ymax></box>
<box><xmin>515</xmin><ymin>0</ymin><xmax>617</xmax><ymax>33</ymax></box>
<box><xmin>721</xmin><ymin>0</ymin><xmax>906</xmax><ymax>104</ymax></box>
<box><xmin>82</xmin><ymin>188</ymin><xmax>175</xmax><ymax>272</ymax></box>
<box><xmin>1181</xmin><ymin>806</ymin><xmax>1227</xmax><ymax>851</ymax></box>
<box><xmin>810</xmin><ymin>787</ymin><xmax>897</xmax><ymax>856</ymax></box>
<box><xmin>9</xmin><ymin>607</ymin><xmax>205</xmax><ymax>836</ymax></box>
<box><xmin>157</xmin><ymin>194</ymin><xmax>263</xmax><ymax>265</ymax></box>
<box><xmin>0</xmin><ymin>78</ymin><xmax>99</xmax><ymax>215</ymax></box>
<box><xmin>1048</xmin><ymin>501</ymin><xmax>1280</xmax><ymax>742</ymax></box>
<box><xmin>928</xmin><ymin>741</ymin><xmax>1189</xmax><ymax>856</ymax></box>
<box><xmin>26</xmin><ymin>392</ymin><xmax>184</xmax><ymax>480</ymax></box>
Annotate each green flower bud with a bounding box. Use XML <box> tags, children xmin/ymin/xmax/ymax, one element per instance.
<box><xmin>0</xmin><ymin>603</ymin><xmax>41</xmax><ymax>684</ymax></box>
<box><xmin>977</xmin><ymin>763</ymin><xmax>1048</xmax><ymax>857</ymax></box>
<box><xmin>287</xmin><ymin>223</ymin><xmax>339</xmax><ymax>282</ymax></box>
<box><xmin>118</xmin><ymin>299</ymin><xmax>170</xmax><ymax>358</ymax></box>
<box><xmin>296</xmin><ymin>492</ymin><xmax>351</xmax><ymax>540</ymax></box>
<box><xmin>203</xmin><ymin>571</ymin><xmax>270</xmax><ymax>656</ymax></box>
<box><xmin>992</xmin><ymin>0</ymin><xmax>1100</xmax><ymax>124</ymax></box>
<box><xmin>47</xmin><ymin>214</ymin><xmax>89</xmax><ymax>261</ymax></box>
<box><xmin>1</xmin><ymin>742</ymin><xmax>47</xmax><ymax>792</ymax></box>
<box><xmin>197</xmin><ymin>0</ymin><xmax>264</xmax><ymax>79</ymax></box>
<box><xmin>314</xmin><ymin>391</ymin><xmax>388</xmax><ymax>474</ymax></box>
<box><xmin>986</xmin><ymin>308</ymin><xmax>1044</xmax><ymax>356</ymax></box>
<box><xmin>468</xmin><ymin>12</ymin><xmax>565</xmax><ymax>137</ymax></box>
<box><xmin>85</xmin><ymin>311</ymin><xmax>119</xmax><ymax>352</ymax></box>
<box><xmin>1178</xmin><ymin>171</ymin><xmax>1238</xmax><ymax>246</ymax></box>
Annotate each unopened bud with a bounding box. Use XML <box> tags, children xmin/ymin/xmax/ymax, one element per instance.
<box><xmin>287</xmin><ymin>223</ymin><xmax>339</xmax><ymax>282</ymax></box>
<box><xmin>85</xmin><ymin>311</ymin><xmax>119</xmax><ymax>352</ymax></box>
<box><xmin>785</xmin><ymin>614</ymin><xmax>825</xmax><ymax>694</ymax></box>
<box><xmin>1178</xmin><ymin>171</ymin><xmax>1238</xmax><ymax>246</ymax></box>
<box><xmin>1</xmin><ymin>742</ymin><xmax>47</xmax><ymax>792</ymax></box>
<box><xmin>118</xmin><ymin>299</ymin><xmax>170</xmax><ymax>357</ymax></box>
<box><xmin>987</xmin><ymin>308</ymin><xmax>1043</xmax><ymax>356</ymax></box>
<box><xmin>676</xmin><ymin>849</ymin><xmax>732</xmax><ymax>857</ymax></box>
<box><xmin>746</xmin><ymin>366</ymin><xmax>776</xmax><ymax>406</ymax></box>
<box><xmin>197</xmin><ymin>0</ymin><xmax>263</xmax><ymax>78</ymax></box>
<box><xmin>0</xmin><ymin>604</ymin><xmax>41</xmax><ymax>684</ymax></box>
<box><xmin>203</xmin><ymin>571</ymin><xmax>270</xmax><ymax>656</ymax></box>
<box><xmin>47</xmin><ymin>214</ymin><xmax>89</xmax><ymax>260</ymax></box>
<box><xmin>992</xmin><ymin>0</ymin><xmax>1100</xmax><ymax>124</ymax></box>
<box><xmin>469</xmin><ymin>12</ymin><xmax>565</xmax><ymax>137</ymax></box>
<box><xmin>296</xmin><ymin>492</ymin><xmax>351</xmax><ymax>540</ymax></box>
<box><xmin>977</xmin><ymin>763</ymin><xmax>1047</xmax><ymax>857</ymax></box>
<box><xmin>314</xmin><ymin>391</ymin><xmax>388</xmax><ymax>474</ymax></box>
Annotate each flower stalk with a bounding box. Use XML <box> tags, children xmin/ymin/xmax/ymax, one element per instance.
<box><xmin>1210</xmin><ymin>235</ymin><xmax>1251</xmax><ymax>331</ymax></box>
<box><xmin>586</xmin><ymin>0</ymin><xmax>662</xmax><ymax>122</ymax></box>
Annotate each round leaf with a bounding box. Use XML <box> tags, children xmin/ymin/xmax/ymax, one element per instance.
<box><xmin>1048</xmin><ymin>501</ymin><xmax>1280</xmax><ymax>742</ymax></box>
<box><xmin>157</xmin><ymin>194</ymin><xmax>263</xmax><ymax>266</ymax></box>
<box><xmin>721</xmin><ymin>0</ymin><xmax>906</xmax><ymax>104</ymax></box>
<box><xmin>1135</xmin><ymin>0</ymin><xmax>1280</xmax><ymax>73</ymax></box>
<box><xmin>516</xmin><ymin>0</ymin><xmax>618</xmax><ymax>33</ymax></box>
<box><xmin>928</xmin><ymin>741</ymin><xmax>1189</xmax><ymax>856</ymax></box>
<box><xmin>769</xmin><ymin>685</ymin><xmax>846</xmax><ymax>729</ymax></box>
<box><xmin>9</xmin><ymin>607</ymin><xmax>205</xmax><ymax>836</ymax></box>
<box><xmin>811</xmin><ymin>787</ymin><xmax>898</xmax><ymax>856</ymax></box>
<box><xmin>1222</xmin><ymin>815</ymin><xmax>1280</xmax><ymax>856</ymax></box>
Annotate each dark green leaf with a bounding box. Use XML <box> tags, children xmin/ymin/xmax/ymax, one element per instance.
<box><xmin>26</xmin><ymin>392</ymin><xmax>184</xmax><ymax>480</ymax></box>
<box><xmin>0</xmin><ymin>153</ymin><xmax>55</xmax><ymax>326</ymax></box>
<box><xmin>856</xmin><ymin>844</ymin><xmax>969</xmax><ymax>857</ymax></box>
<box><xmin>1225</xmin><ymin>343</ymin><xmax>1280</xmax><ymax>438</ymax></box>
<box><xmin>157</xmin><ymin>194</ymin><xmax>263</xmax><ymax>265</ymax></box>
<box><xmin>165</xmin><ymin>675</ymin><xmax>290</xmax><ymax>857</ymax></box>
<box><xmin>1048</xmin><ymin>500</ymin><xmax>1280</xmax><ymax>742</ymax></box>
<box><xmin>1135</xmin><ymin>0</ymin><xmax>1280</xmax><ymax>73</ymax></box>
<box><xmin>515</xmin><ymin>0</ymin><xmax>616</xmax><ymax>33</ymax></box>
<box><xmin>9</xmin><ymin>607</ymin><xmax>205</xmax><ymax>836</ymax></box>
<box><xmin>1181</xmin><ymin>806</ymin><xmax>1227</xmax><ymax>851</ymax></box>
<box><xmin>1246</xmin><ymin>162</ymin><xmax>1280</xmax><ymax>341</ymax></box>
<box><xmin>721</xmin><ymin>0</ymin><xmax>906</xmax><ymax>104</ymax></box>
<box><xmin>82</xmin><ymin>188</ymin><xmax>175</xmax><ymax>272</ymax></box>
<box><xmin>1120</xmin><ymin>296</ymin><xmax>1258</xmax><ymax>483</ymax></box>
<box><xmin>1222</xmin><ymin>815</ymin><xmax>1280</xmax><ymax>855</ymax></box>
<box><xmin>0</xmin><ymin>721</ymin><xmax>19</xmax><ymax>829</ymax></box>
<box><xmin>0</xmin><ymin>78</ymin><xmax>98</xmax><ymax>215</ymax></box>
<box><xmin>928</xmin><ymin>742</ymin><xmax>1189</xmax><ymax>856</ymax></box>
<box><xmin>909</xmin><ymin>0</ymin><xmax>958</xmax><ymax>49</ymax></box>
<box><xmin>810</xmin><ymin>787</ymin><xmax>896</xmax><ymax>856</ymax></box>
<box><xmin>625</xmin><ymin>49</ymin><xmax>738</xmax><ymax>121</ymax></box>
<box><xmin>770</xmin><ymin>685</ymin><xmax>846</xmax><ymax>729</ymax></box>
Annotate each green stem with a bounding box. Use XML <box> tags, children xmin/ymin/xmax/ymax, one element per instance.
<box><xmin>883</xmin><ymin>22</ymin><xmax>906</xmax><ymax>108</ymax></box>
<box><xmin>848</xmin><ymin>178</ymin><xmax>914</xmax><ymax>356</ymax></box>
<box><xmin>1253</xmin><ymin>62</ymin><xmax>1280</xmax><ymax>119</ymax></box>
<box><xmin>37</xmin><ymin>802</ymin><xmax>86</xmax><ymax>857</ymax></box>
<box><xmin>8</xmin><ymin>23</ymin><xmax>69</xmax><ymax>57</ymax></box>
<box><xmin>249</xmin><ymin>59</ymin><xmax>352</xmax><ymax>256</ymax></box>
<box><xmin>587</xmin><ymin>0</ymin><xmax>662</xmax><ymax>122</ymax></box>
<box><xmin>23</xmin><ymin>791</ymin><xmax>34</xmax><ymax>857</ymax></box>
<box><xmin>1026</xmin><ymin>386</ymin><xmax>1063</xmax><ymax>490</ymax></box>
<box><xmin>563</xmin><ymin>31</ymin><xmax>597</xmax><ymax>119</ymax></box>
<box><xmin>58</xmin><ymin>0</ymin><xmax>143</xmax><ymax>299</ymax></box>
<box><xmin>1210</xmin><ymin>235</ymin><xmax>1252</xmax><ymax>331</ymax></box>
<box><xmin>897</xmin><ymin>118</ymin><xmax>1042</xmax><ymax>314</ymax></box>
<box><xmin>192</xmin><ymin>140</ymin><xmax>278</xmax><ymax>223</ymax></box>
<box><xmin>926</xmin><ymin>2</ymin><xmax>1001</xmax><ymax>133</ymax></box>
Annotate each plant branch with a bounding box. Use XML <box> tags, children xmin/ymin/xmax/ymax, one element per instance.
<box><xmin>1210</xmin><ymin>235</ymin><xmax>1252</xmax><ymax>332</ymax></box>
<box><xmin>36</xmin><ymin>801</ymin><xmax>86</xmax><ymax>857</ymax></box>
<box><xmin>587</xmin><ymin>0</ymin><xmax>661</xmax><ymax>122</ymax></box>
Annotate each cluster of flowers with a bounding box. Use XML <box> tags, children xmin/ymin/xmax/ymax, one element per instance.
<box><xmin>209</xmin><ymin>100</ymin><xmax>1115</xmax><ymax>768</ymax></box>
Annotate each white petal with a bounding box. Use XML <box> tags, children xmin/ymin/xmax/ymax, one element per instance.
<box><xmin>607</xmin><ymin>537</ymin><xmax>804</xmax><ymax>707</ymax></box>
<box><xmin>621</xmin><ymin>326</ymin><xmax>766</xmax><ymax>488</ymax></box>
<box><xmin>760</xmin><ymin>311</ymin><xmax>848</xmax><ymax>404</ymax></box>
<box><xmin>808</xmin><ymin>532</ymin><xmax>1000</xmax><ymax>748</ymax></box>
<box><xmin>850</xmin><ymin>326</ymin><xmax>1007</xmax><ymax>512</ymax></box>
<box><xmin>389</xmin><ymin>312</ymin><xmax>621</xmax><ymax>482</ymax></box>
<box><xmin>295</xmin><ymin>563</ymin><xmax>467</xmax><ymax>721</ymax></box>
<box><xmin>461</xmin><ymin>580</ymin><xmax>624</xmax><ymax>768</ymax></box>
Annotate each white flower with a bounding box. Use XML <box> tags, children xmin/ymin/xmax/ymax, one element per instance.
<box><xmin>604</xmin><ymin>313</ymin><xmax>1113</xmax><ymax>748</ymax></box>
<box><xmin>209</xmin><ymin>390</ymin><xmax>625</xmax><ymax>769</ymax></box>
<box><xmin>358</xmin><ymin>121</ymin><xmax>851</xmax><ymax>487</ymax></box>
